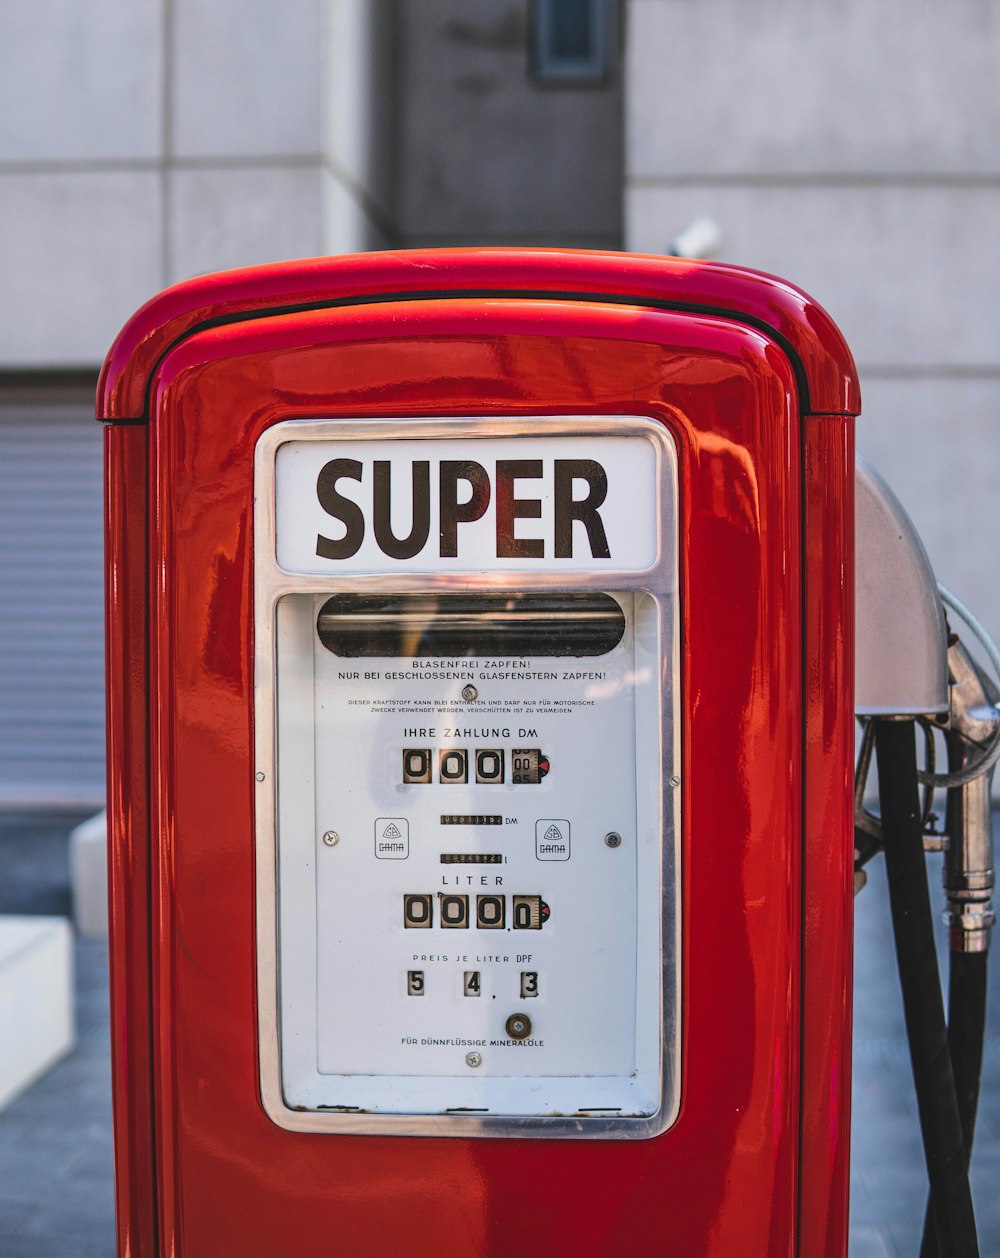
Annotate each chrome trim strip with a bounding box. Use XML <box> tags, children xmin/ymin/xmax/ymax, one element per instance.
<box><xmin>253</xmin><ymin>415</ymin><xmax>681</xmax><ymax>1139</ymax></box>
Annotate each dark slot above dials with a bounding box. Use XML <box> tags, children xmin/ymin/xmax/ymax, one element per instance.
<box><xmin>316</xmin><ymin>591</ymin><xmax>625</xmax><ymax>658</ymax></box>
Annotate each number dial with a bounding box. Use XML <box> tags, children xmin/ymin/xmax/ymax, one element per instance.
<box><xmin>439</xmin><ymin>749</ymin><xmax>468</xmax><ymax>783</ymax></box>
<box><xmin>402</xmin><ymin>894</ymin><xmax>433</xmax><ymax>928</ymax></box>
<box><xmin>475</xmin><ymin>749</ymin><xmax>505</xmax><ymax>783</ymax></box>
<box><xmin>512</xmin><ymin>895</ymin><xmax>543</xmax><ymax>930</ymax></box>
<box><xmin>439</xmin><ymin>894</ymin><xmax>470</xmax><ymax>928</ymax></box>
<box><xmin>476</xmin><ymin>894</ymin><xmax>506</xmax><ymax>929</ymax></box>
<box><xmin>402</xmin><ymin>748</ymin><xmax>432</xmax><ymax>783</ymax></box>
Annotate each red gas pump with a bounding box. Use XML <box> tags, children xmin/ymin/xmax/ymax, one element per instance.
<box><xmin>101</xmin><ymin>250</ymin><xmax>859</xmax><ymax>1256</ymax></box>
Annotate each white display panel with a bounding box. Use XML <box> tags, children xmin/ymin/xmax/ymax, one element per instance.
<box><xmin>254</xmin><ymin>417</ymin><xmax>680</xmax><ymax>1139</ymax></box>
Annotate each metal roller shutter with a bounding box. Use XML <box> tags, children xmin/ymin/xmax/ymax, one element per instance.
<box><xmin>0</xmin><ymin>399</ymin><xmax>105</xmax><ymax>809</ymax></box>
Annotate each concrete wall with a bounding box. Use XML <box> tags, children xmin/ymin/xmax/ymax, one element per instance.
<box><xmin>392</xmin><ymin>0</ymin><xmax>623</xmax><ymax>248</ymax></box>
<box><xmin>0</xmin><ymin>0</ymin><xmax>622</xmax><ymax>353</ymax></box>
<box><xmin>0</xmin><ymin>0</ymin><xmax>391</xmax><ymax>367</ymax></box>
<box><xmin>624</xmin><ymin>0</ymin><xmax>1000</xmax><ymax>641</ymax></box>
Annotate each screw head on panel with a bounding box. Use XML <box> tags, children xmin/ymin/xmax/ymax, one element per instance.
<box><xmin>505</xmin><ymin>1014</ymin><xmax>531</xmax><ymax>1040</ymax></box>
<box><xmin>462</xmin><ymin>684</ymin><xmax>478</xmax><ymax>702</ymax></box>
<box><xmin>322</xmin><ymin>831</ymin><xmax>340</xmax><ymax>847</ymax></box>
<box><xmin>604</xmin><ymin>832</ymin><xmax>622</xmax><ymax>849</ymax></box>
<box><xmin>465</xmin><ymin>1052</ymin><xmax>483</xmax><ymax>1068</ymax></box>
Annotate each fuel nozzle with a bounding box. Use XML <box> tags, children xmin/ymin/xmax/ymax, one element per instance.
<box><xmin>941</xmin><ymin>637</ymin><xmax>997</xmax><ymax>954</ymax></box>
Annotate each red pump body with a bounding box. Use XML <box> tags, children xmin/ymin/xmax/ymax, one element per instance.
<box><xmin>101</xmin><ymin>249</ymin><xmax>858</xmax><ymax>1257</ymax></box>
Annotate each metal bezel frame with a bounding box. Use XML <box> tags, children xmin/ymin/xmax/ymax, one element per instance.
<box><xmin>253</xmin><ymin>415</ymin><xmax>681</xmax><ymax>1139</ymax></box>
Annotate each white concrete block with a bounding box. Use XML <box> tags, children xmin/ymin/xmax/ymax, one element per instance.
<box><xmin>324</xmin><ymin>0</ymin><xmax>374</xmax><ymax>186</ymax></box>
<box><xmin>0</xmin><ymin>171</ymin><xmax>162</xmax><ymax>367</ymax></box>
<box><xmin>171</xmin><ymin>0</ymin><xmax>322</xmax><ymax>158</ymax></box>
<box><xmin>627</xmin><ymin>0</ymin><xmax>1000</xmax><ymax>178</ymax></box>
<box><xmin>0</xmin><ymin>917</ymin><xmax>74</xmax><ymax>1112</ymax></box>
<box><xmin>322</xmin><ymin>0</ymin><xmax>393</xmax><ymax>221</ymax></box>
<box><xmin>0</xmin><ymin>0</ymin><xmax>163</xmax><ymax>162</ymax></box>
<box><xmin>70</xmin><ymin>811</ymin><xmax>108</xmax><ymax>940</ymax></box>
<box><xmin>167</xmin><ymin>166</ymin><xmax>322</xmax><ymax>282</ymax></box>
<box><xmin>625</xmin><ymin>183</ymin><xmax>1000</xmax><ymax>367</ymax></box>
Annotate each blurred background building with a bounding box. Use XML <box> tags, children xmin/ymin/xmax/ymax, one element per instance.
<box><xmin>1</xmin><ymin>5</ymin><xmax>999</xmax><ymax>1255</ymax></box>
<box><xmin>0</xmin><ymin>0</ymin><xmax>997</xmax><ymax>811</ymax></box>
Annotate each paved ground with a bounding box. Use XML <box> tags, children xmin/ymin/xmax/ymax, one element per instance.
<box><xmin>0</xmin><ymin>814</ymin><xmax>114</xmax><ymax>1258</ymax></box>
<box><xmin>850</xmin><ymin>856</ymin><xmax>999</xmax><ymax>1256</ymax></box>
<box><xmin>0</xmin><ymin>812</ymin><xmax>997</xmax><ymax>1256</ymax></box>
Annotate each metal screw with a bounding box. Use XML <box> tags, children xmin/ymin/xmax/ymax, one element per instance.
<box><xmin>604</xmin><ymin>832</ymin><xmax>622</xmax><ymax>848</ymax></box>
<box><xmin>669</xmin><ymin>775</ymin><xmax>680</xmax><ymax>788</ymax></box>
<box><xmin>505</xmin><ymin>1013</ymin><xmax>531</xmax><ymax>1040</ymax></box>
<box><xmin>255</xmin><ymin>772</ymin><xmax>265</xmax><ymax>782</ymax></box>
<box><xmin>322</xmin><ymin>831</ymin><xmax>340</xmax><ymax>847</ymax></box>
<box><xmin>462</xmin><ymin>684</ymin><xmax>478</xmax><ymax>702</ymax></box>
<box><xmin>465</xmin><ymin>1052</ymin><xmax>483</xmax><ymax>1068</ymax></box>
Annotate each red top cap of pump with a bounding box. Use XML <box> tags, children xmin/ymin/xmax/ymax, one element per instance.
<box><xmin>96</xmin><ymin>247</ymin><xmax>860</xmax><ymax>422</ymax></box>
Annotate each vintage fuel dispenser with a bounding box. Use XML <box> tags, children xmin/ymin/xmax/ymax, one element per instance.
<box><xmin>102</xmin><ymin>249</ymin><xmax>885</xmax><ymax>1256</ymax></box>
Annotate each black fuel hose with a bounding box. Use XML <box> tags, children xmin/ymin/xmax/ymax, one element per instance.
<box><xmin>919</xmin><ymin>951</ymin><xmax>989</xmax><ymax>1258</ymax></box>
<box><xmin>873</xmin><ymin>719</ymin><xmax>980</xmax><ymax>1257</ymax></box>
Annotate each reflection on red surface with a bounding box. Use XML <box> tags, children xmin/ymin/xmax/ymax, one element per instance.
<box><xmin>98</xmin><ymin>249</ymin><xmax>860</xmax><ymax>422</ymax></box>
<box><xmin>105</xmin><ymin>254</ymin><xmax>856</xmax><ymax>1258</ymax></box>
